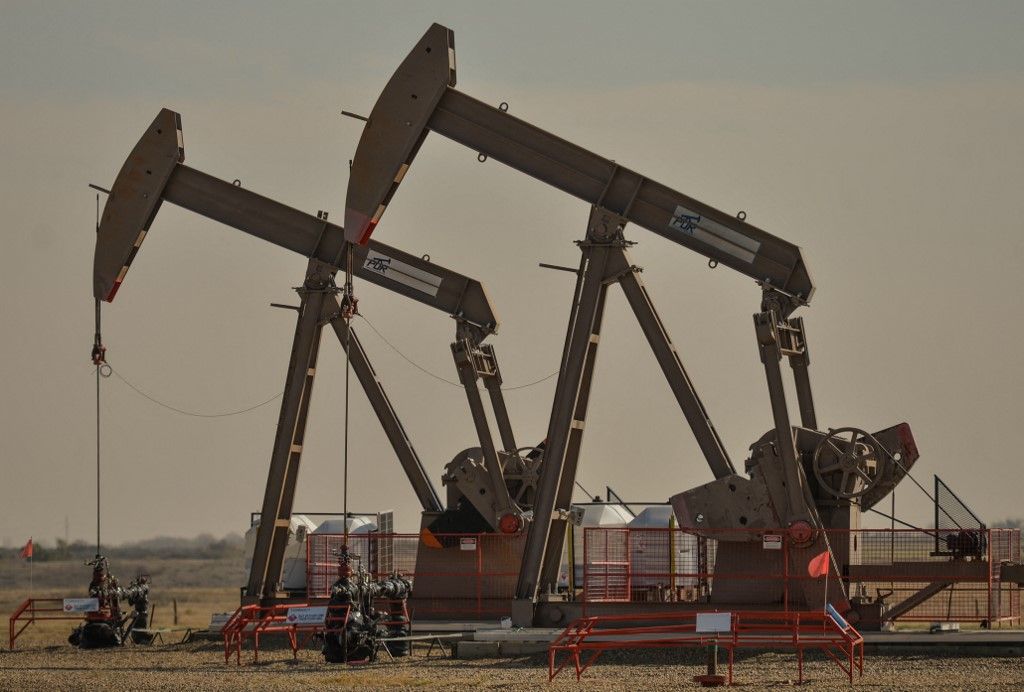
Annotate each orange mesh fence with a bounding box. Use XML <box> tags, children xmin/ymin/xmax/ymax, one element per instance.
<box><xmin>306</xmin><ymin>532</ymin><xmax>522</xmax><ymax>619</ymax></box>
<box><xmin>582</xmin><ymin>527</ymin><xmax>1021</xmax><ymax>625</ymax></box>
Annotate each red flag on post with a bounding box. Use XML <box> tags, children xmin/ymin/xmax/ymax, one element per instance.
<box><xmin>807</xmin><ymin>550</ymin><xmax>829</xmax><ymax>578</ymax></box>
<box><xmin>19</xmin><ymin>538</ymin><xmax>33</xmax><ymax>560</ymax></box>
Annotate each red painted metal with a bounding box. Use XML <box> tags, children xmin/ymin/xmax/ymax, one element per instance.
<box><xmin>548</xmin><ymin>610</ymin><xmax>864</xmax><ymax>684</ymax></box>
<box><xmin>300</xmin><ymin>527</ymin><xmax>1020</xmax><ymax>626</ymax></box>
<box><xmin>8</xmin><ymin>598</ymin><xmax>86</xmax><ymax>649</ymax></box>
<box><xmin>221</xmin><ymin>602</ymin><xmax>348</xmax><ymax>665</ymax></box>
<box><xmin>306</xmin><ymin>532</ymin><xmax>520</xmax><ymax>619</ymax></box>
<box><xmin>581</xmin><ymin>527</ymin><xmax>1021</xmax><ymax>626</ymax></box>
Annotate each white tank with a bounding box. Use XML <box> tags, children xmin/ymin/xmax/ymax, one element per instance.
<box><xmin>243</xmin><ymin>514</ymin><xmax>319</xmax><ymax>591</ymax></box>
<box><xmin>627</xmin><ymin>505</ymin><xmax>695</xmax><ymax>590</ymax></box>
<box><xmin>312</xmin><ymin>515</ymin><xmax>377</xmax><ymax>535</ymax></box>
<box><xmin>311</xmin><ymin>516</ymin><xmax>381</xmax><ymax>575</ymax></box>
<box><xmin>559</xmin><ymin>502</ymin><xmax>634</xmax><ymax>589</ymax></box>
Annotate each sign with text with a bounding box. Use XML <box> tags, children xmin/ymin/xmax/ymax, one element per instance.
<box><xmin>459</xmin><ymin>537</ymin><xmax>477</xmax><ymax>551</ymax></box>
<box><xmin>762</xmin><ymin>534</ymin><xmax>783</xmax><ymax>550</ymax></box>
<box><xmin>695</xmin><ymin>612</ymin><xmax>732</xmax><ymax>633</ymax></box>
<box><xmin>285</xmin><ymin>606</ymin><xmax>328</xmax><ymax>626</ymax></box>
<box><xmin>62</xmin><ymin>598</ymin><xmax>100</xmax><ymax>613</ymax></box>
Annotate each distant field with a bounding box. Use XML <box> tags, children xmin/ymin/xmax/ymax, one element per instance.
<box><xmin>2</xmin><ymin>555</ymin><xmax>243</xmax><ymax>648</ymax></box>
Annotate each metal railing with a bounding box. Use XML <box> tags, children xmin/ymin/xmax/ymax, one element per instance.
<box><xmin>581</xmin><ymin>527</ymin><xmax>1021</xmax><ymax>625</ymax></box>
<box><xmin>306</xmin><ymin>532</ymin><xmax>522</xmax><ymax>619</ymax></box>
<box><xmin>8</xmin><ymin>598</ymin><xmax>85</xmax><ymax>649</ymax></box>
<box><xmin>549</xmin><ymin>609</ymin><xmax>864</xmax><ymax>684</ymax></box>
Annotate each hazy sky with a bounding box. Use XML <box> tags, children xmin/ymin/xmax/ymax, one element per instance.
<box><xmin>2</xmin><ymin>2</ymin><xmax>1023</xmax><ymax>545</ymax></box>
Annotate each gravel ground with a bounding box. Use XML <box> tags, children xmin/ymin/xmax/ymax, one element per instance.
<box><xmin>1</xmin><ymin>641</ymin><xmax>1023</xmax><ymax>691</ymax></box>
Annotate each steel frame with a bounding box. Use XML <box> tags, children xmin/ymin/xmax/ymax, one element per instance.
<box><xmin>517</xmin><ymin>208</ymin><xmax>736</xmax><ymax>605</ymax></box>
<box><xmin>8</xmin><ymin>598</ymin><xmax>87</xmax><ymax>649</ymax></box>
<box><xmin>93</xmin><ymin>109</ymin><xmax>522</xmax><ymax>602</ymax></box>
<box><xmin>548</xmin><ymin>610</ymin><xmax>864</xmax><ymax>684</ymax></box>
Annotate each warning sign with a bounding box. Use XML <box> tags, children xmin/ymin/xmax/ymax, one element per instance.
<box><xmin>62</xmin><ymin>598</ymin><xmax>100</xmax><ymax>613</ymax></box>
<box><xmin>762</xmin><ymin>534</ymin><xmax>783</xmax><ymax>550</ymax></box>
<box><xmin>459</xmin><ymin>537</ymin><xmax>477</xmax><ymax>551</ymax></box>
<box><xmin>285</xmin><ymin>606</ymin><xmax>328</xmax><ymax>626</ymax></box>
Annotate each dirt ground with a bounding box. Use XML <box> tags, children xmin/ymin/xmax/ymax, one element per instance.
<box><xmin>3</xmin><ymin>634</ymin><xmax>1024</xmax><ymax>690</ymax></box>
<box><xmin>4</xmin><ymin>584</ymin><xmax>1024</xmax><ymax>690</ymax></box>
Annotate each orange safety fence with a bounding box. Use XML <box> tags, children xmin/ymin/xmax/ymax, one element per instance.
<box><xmin>8</xmin><ymin>598</ymin><xmax>85</xmax><ymax>649</ymax></box>
<box><xmin>301</xmin><ymin>527</ymin><xmax>1019</xmax><ymax>625</ymax></box>
<box><xmin>222</xmin><ymin>602</ymin><xmax>351</xmax><ymax>665</ymax></box>
<box><xmin>549</xmin><ymin>608</ymin><xmax>864</xmax><ymax>684</ymax></box>
<box><xmin>306</xmin><ymin>532</ymin><xmax>521</xmax><ymax>619</ymax></box>
<box><xmin>581</xmin><ymin>527</ymin><xmax>1021</xmax><ymax>625</ymax></box>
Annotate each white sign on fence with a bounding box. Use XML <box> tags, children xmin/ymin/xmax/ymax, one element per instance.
<box><xmin>460</xmin><ymin>537</ymin><xmax>478</xmax><ymax>551</ymax></box>
<box><xmin>285</xmin><ymin>606</ymin><xmax>328</xmax><ymax>626</ymax></box>
<box><xmin>62</xmin><ymin>598</ymin><xmax>99</xmax><ymax>613</ymax></box>
<box><xmin>762</xmin><ymin>534</ymin><xmax>783</xmax><ymax>550</ymax></box>
<box><xmin>695</xmin><ymin>612</ymin><xmax>732</xmax><ymax>633</ymax></box>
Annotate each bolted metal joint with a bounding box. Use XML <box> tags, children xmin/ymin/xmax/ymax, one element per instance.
<box><xmin>585</xmin><ymin>206</ymin><xmax>629</xmax><ymax>244</ymax></box>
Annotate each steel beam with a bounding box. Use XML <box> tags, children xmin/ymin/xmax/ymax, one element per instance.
<box><xmin>246</xmin><ymin>261</ymin><xmax>333</xmax><ymax>600</ymax></box>
<box><xmin>615</xmin><ymin>250</ymin><xmax>735</xmax><ymax>480</ymax></box>
<box><xmin>516</xmin><ymin>239</ymin><xmax>614</xmax><ymax>601</ymax></box>
<box><xmin>452</xmin><ymin>339</ymin><xmax>515</xmax><ymax>521</ymax></box>
<box><xmin>344</xmin><ymin>25</ymin><xmax>813</xmax><ymax>309</ymax></box>
<box><xmin>753</xmin><ymin>312</ymin><xmax>810</xmax><ymax>522</ymax></box>
<box><xmin>787</xmin><ymin>317</ymin><xmax>818</xmax><ymax>430</ymax></box>
<box><xmin>157</xmin><ymin>165</ymin><xmax>497</xmax><ymax>336</ymax></box>
<box><xmin>324</xmin><ymin>300</ymin><xmax>442</xmax><ymax>513</ymax></box>
<box><xmin>480</xmin><ymin>346</ymin><xmax>518</xmax><ymax>454</ymax></box>
<box><xmin>538</xmin><ymin>281</ymin><xmax>609</xmax><ymax>588</ymax></box>
<box><xmin>93</xmin><ymin>112</ymin><xmax>498</xmax><ymax>339</ymax></box>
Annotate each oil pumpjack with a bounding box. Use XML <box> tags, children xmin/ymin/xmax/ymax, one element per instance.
<box><xmin>91</xmin><ymin>109</ymin><xmax>546</xmax><ymax>607</ymax></box>
<box><xmin>343</xmin><ymin>23</ymin><xmax>921</xmax><ymax>625</ymax></box>
<box><xmin>93</xmin><ymin>26</ymin><xmax>1013</xmax><ymax>630</ymax></box>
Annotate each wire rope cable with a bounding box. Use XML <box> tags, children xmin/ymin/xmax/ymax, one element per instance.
<box><xmin>109</xmin><ymin>366</ymin><xmax>282</xmax><ymax>418</ymax></box>
<box><xmin>356</xmin><ymin>314</ymin><xmax>559</xmax><ymax>391</ymax></box>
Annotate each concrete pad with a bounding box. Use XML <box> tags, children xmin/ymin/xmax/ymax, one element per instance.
<box><xmin>472</xmin><ymin>627</ymin><xmax>562</xmax><ymax>642</ymax></box>
<box><xmin>499</xmin><ymin>641</ymin><xmax>549</xmax><ymax>656</ymax></box>
<box><xmin>455</xmin><ymin>641</ymin><xmax>500</xmax><ymax>659</ymax></box>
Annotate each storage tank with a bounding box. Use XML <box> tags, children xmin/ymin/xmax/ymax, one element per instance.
<box><xmin>312</xmin><ymin>515</ymin><xmax>377</xmax><ymax>535</ymax></box>
<box><xmin>559</xmin><ymin>502</ymin><xmax>634</xmax><ymax>590</ymax></box>
<box><xmin>626</xmin><ymin>505</ymin><xmax>696</xmax><ymax>594</ymax></box>
<box><xmin>243</xmin><ymin>514</ymin><xmax>319</xmax><ymax>591</ymax></box>
<box><xmin>312</xmin><ymin>515</ymin><xmax>380</xmax><ymax>573</ymax></box>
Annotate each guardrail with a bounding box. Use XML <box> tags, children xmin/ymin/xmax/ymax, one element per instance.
<box><xmin>581</xmin><ymin>527</ymin><xmax>1021</xmax><ymax>625</ymax></box>
<box><xmin>549</xmin><ymin>608</ymin><xmax>864</xmax><ymax>684</ymax></box>
<box><xmin>8</xmin><ymin>598</ymin><xmax>84</xmax><ymax>649</ymax></box>
<box><xmin>222</xmin><ymin>602</ymin><xmax>350</xmax><ymax>665</ymax></box>
<box><xmin>306</xmin><ymin>532</ymin><xmax>521</xmax><ymax>619</ymax></box>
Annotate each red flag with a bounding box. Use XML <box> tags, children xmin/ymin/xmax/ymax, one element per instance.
<box><xmin>807</xmin><ymin>550</ymin><xmax>829</xmax><ymax>578</ymax></box>
<box><xmin>19</xmin><ymin>538</ymin><xmax>33</xmax><ymax>560</ymax></box>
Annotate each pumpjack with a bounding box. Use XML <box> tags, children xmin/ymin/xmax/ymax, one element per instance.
<box><xmin>92</xmin><ymin>109</ymin><xmax>545</xmax><ymax>605</ymax></box>
<box><xmin>344</xmin><ymin>24</ymin><xmax>921</xmax><ymax>625</ymax></box>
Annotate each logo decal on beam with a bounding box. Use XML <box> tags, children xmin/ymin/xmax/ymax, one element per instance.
<box><xmin>669</xmin><ymin>205</ymin><xmax>761</xmax><ymax>264</ymax></box>
<box><xmin>363</xmin><ymin>250</ymin><xmax>442</xmax><ymax>297</ymax></box>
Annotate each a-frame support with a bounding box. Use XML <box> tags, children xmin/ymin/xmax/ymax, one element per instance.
<box><xmin>246</xmin><ymin>259</ymin><xmax>443</xmax><ymax>602</ymax></box>
<box><xmin>515</xmin><ymin>207</ymin><xmax>736</xmax><ymax>610</ymax></box>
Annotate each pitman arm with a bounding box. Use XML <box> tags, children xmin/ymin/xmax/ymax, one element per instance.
<box><xmin>345</xmin><ymin>23</ymin><xmax>814</xmax><ymax>307</ymax></box>
<box><xmin>94</xmin><ymin>109</ymin><xmax>498</xmax><ymax>341</ymax></box>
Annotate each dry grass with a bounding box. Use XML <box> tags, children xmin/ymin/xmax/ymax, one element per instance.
<box><xmin>2</xmin><ymin>554</ymin><xmax>243</xmax><ymax>650</ymax></box>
